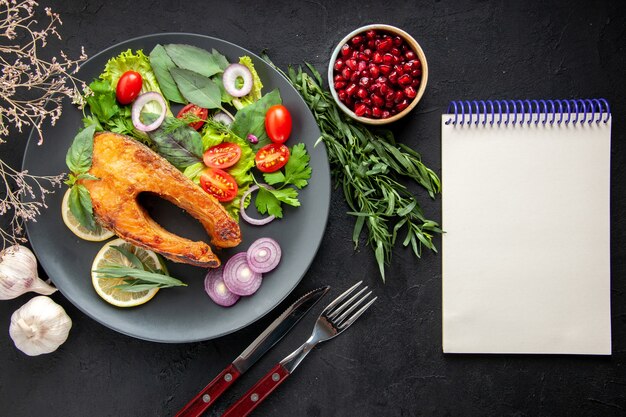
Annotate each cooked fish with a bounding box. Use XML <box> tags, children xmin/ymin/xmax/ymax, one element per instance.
<box><xmin>80</xmin><ymin>131</ymin><xmax>241</xmax><ymax>268</ymax></box>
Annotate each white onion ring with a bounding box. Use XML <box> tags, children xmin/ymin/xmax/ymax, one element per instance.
<box><xmin>240</xmin><ymin>184</ymin><xmax>275</xmax><ymax>226</ymax></box>
<box><xmin>213</xmin><ymin>111</ymin><xmax>233</xmax><ymax>126</ymax></box>
<box><xmin>222</xmin><ymin>64</ymin><xmax>253</xmax><ymax>97</ymax></box>
<box><xmin>131</xmin><ymin>92</ymin><xmax>167</xmax><ymax>132</ymax></box>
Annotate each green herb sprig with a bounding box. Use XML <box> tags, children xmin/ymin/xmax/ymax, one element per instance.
<box><xmin>264</xmin><ymin>58</ymin><xmax>441</xmax><ymax>281</ymax></box>
<box><xmin>93</xmin><ymin>245</ymin><xmax>186</xmax><ymax>292</ymax></box>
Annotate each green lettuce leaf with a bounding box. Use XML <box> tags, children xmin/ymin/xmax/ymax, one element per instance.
<box><xmin>232</xmin><ymin>56</ymin><xmax>264</xmax><ymax>110</ymax></box>
<box><xmin>231</xmin><ymin>89</ymin><xmax>282</xmax><ymax>149</ymax></box>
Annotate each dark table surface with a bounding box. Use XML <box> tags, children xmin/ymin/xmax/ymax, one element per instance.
<box><xmin>1</xmin><ymin>1</ymin><xmax>625</xmax><ymax>416</ymax></box>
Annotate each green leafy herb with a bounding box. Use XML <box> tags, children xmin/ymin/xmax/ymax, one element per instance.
<box><xmin>148</xmin><ymin>116</ymin><xmax>204</xmax><ymax>169</ymax></box>
<box><xmin>263</xmin><ymin>143</ymin><xmax>312</xmax><ymax>189</ymax></box>
<box><xmin>231</xmin><ymin>56</ymin><xmax>263</xmax><ymax>110</ymax></box>
<box><xmin>164</xmin><ymin>44</ymin><xmax>227</xmax><ymax>78</ymax></box>
<box><xmin>149</xmin><ymin>44</ymin><xmax>187</xmax><ymax>104</ymax></box>
<box><xmin>263</xmin><ymin>57</ymin><xmax>442</xmax><ymax>281</ymax></box>
<box><xmin>231</xmin><ymin>89</ymin><xmax>282</xmax><ymax>149</ymax></box>
<box><xmin>66</xmin><ymin>125</ymin><xmax>96</xmax><ymax>174</ymax></box>
<box><xmin>170</xmin><ymin>67</ymin><xmax>223</xmax><ymax>110</ymax></box>
<box><xmin>254</xmin><ymin>185</ymin><xmax>300</xmax><ymax>218</ymax></box>
<box><xmin>68</xmin><ymin>184</ymin><xmax>96</xmax><ymax>231</ymax></box>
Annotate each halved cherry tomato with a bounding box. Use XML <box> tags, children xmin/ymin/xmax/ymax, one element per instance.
<box><xmin>116</xmin><ymin>71</ymin><xmax>143</xmax><ymax>105</ymax></box>
<box><xmin>177</xmin><ymin>104</ymin><xmax>208</xmax><ymax>131</ymax></box>
<box><xmin>265</xmin><ymin>105</ymin><xmax>292</xmax><ymax>144</ymax></box>
<box><xmin>255</xmin><ymin>143</ymin><xmax>290</xmax><ymax>173</ymax></box>
<box><xmin>199</xmin><ymin>168</ymin><xmax>238</xmax><ymax>202</ymax></box>
<box><xmin>203</xmin><ymin>143</ymin><xmax>242</xmax><ymax>169</ymax></box>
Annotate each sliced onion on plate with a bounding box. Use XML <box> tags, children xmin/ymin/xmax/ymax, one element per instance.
<box><xmin>247</xmin><ymin>238</ymin><xmax>281</xmax><ymax>273</ymax></box>
<box><xmin>131</xmin><ymin>91</ymin><xmax>167</xmax><ymax>132</ymax></box>
<box><xmin>213</xmin><ymin>111</ymin><xmax>233</xmax><ymax>126</ymax></box>
<box><xmin>222</xmin><ymin>63</ymin><xmax>253</xmax><ymax>97</ymax></box>
<box><xmin>204</xmin><ymin>267</ymin><xmax>240</xmax><ymax>307</ymax></box>
<box><xmin>223</xmin><ymin>252</ymin><xmax>262</xmax><ymax>296</ymax></box>
<box><xmin>240</xmin><ymin>184</ymin><xmax>275</xmax><ymax>226</ymax></box>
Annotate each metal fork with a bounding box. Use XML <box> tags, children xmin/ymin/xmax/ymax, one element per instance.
<box><xmin>221</xmin><ymin>281</ymin><xmax>377</xmax><ymax>417</ymax></box>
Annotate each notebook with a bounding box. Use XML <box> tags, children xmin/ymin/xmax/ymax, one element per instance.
<box><xmin>441</xmin><ymin>99</ymin><xmax>612</xmax><ymax>355</ymax></box>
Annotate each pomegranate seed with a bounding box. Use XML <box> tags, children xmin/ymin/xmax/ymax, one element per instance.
<box><xmin>362</xmin><ymin>97</ymin><xmax>372</xmax><ymax>106</ymax></box>
<box><xmin>404</xmin><ymin>86</ymin><xmax>417</xmax><ymax>99</ymax></box>
<box><xmin>403</xmin><ymin>61</ymin><xmax>415</xmax><ymax>72</ymax></box>
<box><xmin>398</xmin><ymin>74</ymin><xmax>412</xmax><ymax>86</ymax></box>
<box><xmin>391</xmin><ymin>47</ymin><xmax>401</xmax><ymax>56</ymax></box>
<box><xmin>372</xmin><ymin>106</ymin><xmax>382</xmax><ymax>118</ymax></box>
<box><xmin>390</xmin><ymin>108</ymin><xmax>398</xmax><ymax>115</ymax></box>
<box><xmin>369</xmin><ymin>64</ymin><xmax>380</xmax><ymax>78</ymax></box>
<box><xmin>414</xmin><ymin>60</ymin><xmax>422</xmax><ymax>68</ymax></box>
<box><xmin>396</xmin><ymin>99</ymin><xmax>410</xmax><ymax>112</ymax></box>
<box><xmin>388</xmin><ymin>71</ymin><xmax>399</xmax><ymax>84</ymax></box>
<box><xmin>385</xmin><ymin>100</ymin><xmax>394</xmax><ymax>109</ymax></box>
<box><xmin>411</xmin><ymin>69</ymin><xmax>422</xmax><ymax>77</ymax></box>
<box><xmin>334</xmin><ymin>59</ymin><xmax>344</xmax><ymax>71</ymax></box>
<box><xmin>393</xmin><ymin>55</ymin><xmax>402</xmax><ymax>64</ymax></box>
<box><xmin>394</xmin><ymin>64</ymin><xmax>405</xmax><ymax>75</ymax></box>
<box><xmin>410</xmin><ymin>78</ymin><xmax>420</xmax><ymax>87</ymax></box>
<box><xmin>385</xmin><ymin>90</ymin><xmax>395</xmax><ymax>101</ymax></box>
<box><xmin>372</xmin><ymin>52</ymin><xmax>383</xmax><ymax>64</ymax></box>
<box><xmin>345</xmin><ymin>96</ymin><xmax>354</xmax><ymax>106</ymax></box>
<box><xmin>354</xmin><ymin>103</ymin><xmax>367</xmax><ymax>116</ymax></box>
<box><xmin>341</xmin><ymin>68</ymin><xmax>351</xmax><ymax>80</ymax></box>
<box><xmin>358</xmin><ymin>52</ymin><xmax>369</xmax><ymax>61</ymax></box>
<box><xmin>379</xmin><ymin>64</ymin><xmax>392</xmax><ymax>75</ymax></box>
<box><xmin>334</xmin><ymin>74</ymin><xmax>345</xmax><ymax>83</ymax></box>
<box><xmin>351</xmin><ymin>35</ymin><xmax>364</xmax><ymax>45</ymax></box>
<box><xmin>359</xmin><ymin>76</ymin><xmax>371</xmax><ymax>87</ymax></box>
<box><xmin>379</xmin><ymin>83</ymin><xmax>390</xmax><ymax>95</ymax></box>
<box><xmin>405</xmin><ymin>51</ymin><xmax>416</xmax><ymax>60</ymax></box>
<box><xmin>382</xmin><ymin>53</ymin><xmax>394</xmax><ymax>65</ymax></box>
<box><xmin>366</xmin><ymin>30</ymin><xmax>377</xmax><ymax>40</ymax></box>
<box><xmin>368</xmin><ymin>82</ymin><xmax>379</xmax><ymax>93</ymax></box>
<box><xmin>350</xmin><ymin>72</ymin><xmax>358</xmax><ymax>82</ymax></box>
<box><xmin>371</xmin><ymin>94</ymin><xmax>384</xmax><ymax>107</ymax></box>
<box><xmin>335</xmin><ymin>81</ymin><xmax>347</xmax><ymax>89</ymax></box>
<box><xmin>394</xmin><ymin>90</ymin><xmax>405</xmax><ymax>103</ymax></box>
<box><xmin>356</xmin><ymin>87</ymin><xmax>368</xmax><ymax>99</ymax></box>
<box><xmin>341</xmin><ymin>44</ymin><xmax>351</xmax><ymax>57</ymax></box>
<box><xmin>363</xmin><ymin>106</ymin><xmax>372</xmax><ymax>117</ymax></box>
<box><xmin>346</xmin><ymin>59</ymin><xmax>357</xmax><ymax>71</ymax></box>
<box><xmin>382</xmin><ymin>110</ymin><xmax>391</xmax><ymax>118</ymax></box>
<box><xmin>367</xmin><ymin>39</ymin><xmax>376</xmax><ymax>48</ymax></box>
<box><xmin>376</xmin><ymin>76</ymin><xmax>388</xmax><ymax>85</ymax></box>
<box><xmin>351</xmin><ymin>50</ymin><xmax>359</xmax><ymax>59</ymax></box>
<box><xmin>377</xmin><ymin>38</ymin><xmax>392</xmax><ymax>52</ymax></box>
<box><xmin>338</xmin><ymin>90</ymin><xmax>347</xmax><ymax>101</ymax></box>
<box><xmin>346</xmin><ymin>83</ymin><xmax>358</xmax><ymax>96</ymax></box>
<box><xmin>357</xmin><ymin>60</ymin><xmax>367</xmax><ymax>73</ymax></box>
<box><xmin>393</xmin><ymin>36</ymin><xmax>403</xmax><ymax>47</ymax></box>
<box><xmin>364</xmin><ymin>48</ymin><xmax>372</xmax><ymax>56</ymax></box>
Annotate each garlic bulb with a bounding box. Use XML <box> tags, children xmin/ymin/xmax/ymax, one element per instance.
<box><xmin>9</xmin><ymin>296</ymin><xmax>72</xmax><ymax>356</ymax></box>
<box><xmin>0</xmin><ymin>245</ymin><xmax>56</xmax><ymax>299</ymax></box>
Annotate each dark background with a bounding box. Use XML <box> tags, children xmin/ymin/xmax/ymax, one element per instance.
<box><xmin>1</xmin><ymin>0</ymin><xmax>625</xmax><ymax>416</ymax></box>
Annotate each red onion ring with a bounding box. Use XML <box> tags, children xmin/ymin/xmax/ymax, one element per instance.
<box><xmin>213</xmin><ymin>111</ymin><xmax>233</xmax><ymax>126</ymax></box>
<box><xmin>246</xmin><ymin>238</ymin><xmax>281</xmax><ymax>273</ymax></box>
<box><xmin>204</xmin><ymin>267</ymin><xmax>239</xmax><ymax>307</ymax></box>
<box><xmin>222</xmin><ymin>252</ymin><xmax>262</xmax><ymax>296</ymax></box>
<box><xmin>240</xmin><ymin>184</ymin><xmax>276</xmax><ymax>226</ymax></box>
<box><xmin>222</xmin><ymin>63</ymin><xmax>253</xmax><ymax>97</ymax></box>
<box><xmin>131</xmin><ymin>92</ymin><xmax>166</xmax><ymax>132</ymax></box>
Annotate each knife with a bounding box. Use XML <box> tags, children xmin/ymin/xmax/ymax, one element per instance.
<box><xmin>174</xmin><ymin>286</ymin><xmax>330</xmax><ymax>417</ymax></box>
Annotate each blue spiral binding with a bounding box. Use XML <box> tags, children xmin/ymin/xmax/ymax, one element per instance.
<box><xmin>444</xmin><ymin>99</ymin><xmax>611</xmax><ymax>127</ymax></box>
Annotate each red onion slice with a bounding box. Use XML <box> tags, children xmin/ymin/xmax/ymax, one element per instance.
<box><xmin>222</xmin><ymin>63</ymin><xmax>253</xmax><ymax>97</ymax></box>
<box><xmin>240</xmin><ymin>184</ymin><xmax>276</xmax><ymax>226</ymax></box>
<box><xmin>213</xmin><ymin>111</ymin><xmax>233</xmax><ymax>126</ymax></box>
<box><xmin>204</xmin><ymin>267</ymin><xmax>240</xmax><ymax>307</ymax></box>
<box><xmin>246</xmin><ymin>238</ymin><xmax>281</xmax><ymax>273</ymax></box>
<box><xmin>222</xmin><ymin>252</ymin><xmax>262</xmax><ymax>296</ymax></box>
<box><xmin>131</xmin><ymin>92</ymin><xmax>167</xmax><ymax>132</ymax></box>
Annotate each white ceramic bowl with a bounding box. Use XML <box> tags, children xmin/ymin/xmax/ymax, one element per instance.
<box><xmin>328</xmin><ymin>24</ymin><xmax>429</xmax><ymax>125</ymax></box>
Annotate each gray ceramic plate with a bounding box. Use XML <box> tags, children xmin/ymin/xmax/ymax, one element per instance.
<box><xmin>23</xmin><ymin>33</ymin><xmax>330</xmax><ymax>343</ymax></box>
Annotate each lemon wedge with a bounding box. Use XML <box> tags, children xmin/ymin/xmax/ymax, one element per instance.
<box><xmin>61</xmin><ymin>188</ymin><xmax>114</xmax><ymax>241</ymax></box>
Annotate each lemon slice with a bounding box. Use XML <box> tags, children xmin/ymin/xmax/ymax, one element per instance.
<box><xmin>61</xmin><ymin>189</ymin><xmax>115</xmax><ymax>241</ymax></box>
<box><xmin>91</xmin><ymin>238</ymin><xmax>161</xmax><ymax>307</ymax></box>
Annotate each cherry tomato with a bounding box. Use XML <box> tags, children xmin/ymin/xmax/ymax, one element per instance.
<box><xmin>203</xmin><ymin>143</ymin><xmax>242</xmax><ymax>169</ymax></box>
<box><xmin>265</xmin><ymin>105</ymin><xmax>292</xmax><ymax>144</ymax></box>
<box><xmin>199</xmin><ymin>168</ymin><xmax>238</xmax><ymax>202</ymax></box>
<box><xmin>177</xmin><ymin>104</ymin><xmax>209</xmax><ymax>131</ymax></box>
<box><xmin>255</xmin><ymin>143</ymin><xmax>290</xmax><ymax>173</ymax></box>
<box><xmin>115</xmin><ymin>71</ymin><xmax>143</xmax><ymax>105</ymax></box>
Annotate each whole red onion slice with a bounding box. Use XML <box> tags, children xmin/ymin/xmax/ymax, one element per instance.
<box><xmin>222</xmin><ymin>63</ymin><xmax>253</xmax><ymax>97</ymax></box>
<box><xmin>131</xmin><ymin>92</ymin><xmax>167</xmax><ymax>132</ymax></box>
<box><xmin>246</xmin><ymin>238</ymin><xmax>281</xmax><ymax>273</ymax></box>
<box><xmin>222</xmin><ymin>252</ymin><xmax>262</xmax><ymax>296</ymax></box>
<box><xmin>204</xmin><ymin>267</ymin><xmax>239</xmax><ymax>307</ymax></box>
<box><xmin>240</xmin><ymin>184</ymin><xmax>276</xmax><ymax>226</ymax></box>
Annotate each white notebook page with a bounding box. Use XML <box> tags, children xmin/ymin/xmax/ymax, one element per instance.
<box><xmin>441</xmin><ymin>115</ymin><xmax>611</xmax><ymax>354</ymax></box>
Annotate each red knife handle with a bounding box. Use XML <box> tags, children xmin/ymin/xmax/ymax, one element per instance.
<box><xmin>175</xmin><ymin>364</ymin><xmax>241</xmax><ymax>417</ymax></box>
<box><xmin>221</xmin><ymin>364</ymin><xmax>290</xmax><ymax>417</ymax></box>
